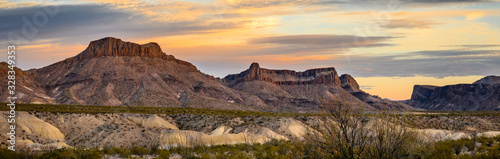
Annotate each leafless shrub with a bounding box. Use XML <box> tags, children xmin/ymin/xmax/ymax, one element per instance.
<box><xmin>303</xmin><ymin>101</ymin><xmax>424</xmax><ymax>159</ymax></box>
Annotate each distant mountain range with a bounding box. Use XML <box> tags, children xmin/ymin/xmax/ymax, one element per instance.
<box><xmin>1</xmin><ymin>37</ymin><xmax>497</xmax><ymax>112</ymax></box>
<box><xmin>408</xmin><ymin>76</ymin><xmax>500</xmax><ymax>111</ymax></box>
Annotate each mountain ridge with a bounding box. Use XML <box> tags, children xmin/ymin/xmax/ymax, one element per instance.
<box><xmin>0</xmin><ymin>37</ymin><xmax>414</xmax><ymax>112</ymax></box>
<box><xmin>409</xmin><ymin>76</ymin><xmax>500</xmax><ymax>111</ymax></box>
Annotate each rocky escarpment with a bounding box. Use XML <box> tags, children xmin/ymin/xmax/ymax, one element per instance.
<box><xmin>409</xmin><ymin>76</ymin><xmax>500</xmax><ymax>111</ymax></box>
<box><xmin>222</xmin><ymin>64</ymin><xmax>375</xmax><ymax>112</ymax></box>
<box><xmin>339</xmin><ymin>74</ymin><xmax>417</xmax><ymax>111</ymax></box>
<box><xmin>54</xmin><ymin>37</ymin><xmax>196</xmax><ymax>69</ymax></box>
<box><xmin>223</xmin><ymin>63</ymin><xmax>341</xmax><ymax>86</ymax></box>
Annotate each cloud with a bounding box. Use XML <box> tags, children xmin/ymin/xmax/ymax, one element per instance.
<box><xmin>249</xmin><ymin>34</ymin><xmax>396</xmax><ymax>48</ymax></box>
<box><xmin>445</xmin><ymin>44</ymin><xmax>500</xmax><ymax>48</ymax></box>
<box><xmin>360</xmin><ymin>85</ymin><xmax>373</xmax><ymax>90</ymax></box>
<box><xmin>230</xmin><ymin>34</ymin><xmax>398</xmax><ymax>57</ymax></box>
<box><xmin>218</xmin><ymin>0</ymin><xmax>317</xmax><ymax>9</ymax></box>
<box><xmin>465</xmin><ymin>12</ymin><xmax>485</xmax><ymax>21</ymax></box>
<box><xmin>412</xmin><ymin>49</ymin><xmax>499</xmax><ymax>57</ymax></box>
<box><xmin>0</xmin><ymin>4</ymin><xmax>248</xmax><ymax>45</ymax></box>
<box><xmin>320</xmin><ymin>0</ymin><xmax>493</xmax><ymax>5</ymax></box>
<box><xmin>338</xmin><ymin>49</ymin><xmax>500</xmax><ymax>77</ymax></box>
<box><xmin>382</xmin><ymin>18</ymin><xmax>439</xmax><ymax>29</ymax></box>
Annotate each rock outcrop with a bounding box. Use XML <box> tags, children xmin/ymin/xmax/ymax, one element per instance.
<box><xmin>339</xmin><ymin>74</ymin><xmax>417</xmax><ymax>111</ymax></box>
<box><xmin>223</xmin><ymin>62</ymin><xmax>341</xmax><ymax>86</ymax></box>
<box><xmin>339</xmin><ymin>74</ymin><xmax>360</xmax><ymax>91</ymax></box>
<box><xmin>408</xmin><ymin>76</ymin><xmax>500</xmax><ymax>111</ymax></box>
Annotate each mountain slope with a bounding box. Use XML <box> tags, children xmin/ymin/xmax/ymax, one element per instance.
<box><xmin>14</xmin><ymin>37</ymin><xmax>267</xmax><ymax>111</ymax></box>
<box><xmin>339</xmin><ymin>74</ymin><xmax>417</xmax><ymax>111</ymax></box>
<box><xmin>0</xmin><ymin>62</ymin><xmax>54</xmax><ymax>104</ymax></box>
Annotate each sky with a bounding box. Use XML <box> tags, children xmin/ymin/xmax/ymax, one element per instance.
<box><xmin>1</xmin><ymin>0</ymin><xmax>499</xmax><ymax>100</ymax></box>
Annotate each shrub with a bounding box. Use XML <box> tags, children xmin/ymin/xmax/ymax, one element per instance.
<box><xmin>304</xmin><ymin>101</ymin><xmax>424</xmax><ymax>159</ymax></box>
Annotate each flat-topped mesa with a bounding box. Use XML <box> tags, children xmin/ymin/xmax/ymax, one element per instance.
<box><xmin>223</xmin><ymin>63</ymin><xmax>341</xmax><ymax>86</ymax></box>
<box><xmin>63</xmin><ymin>37</ymin><xmax>196</xmax><ymax>69</ymax></box>
<box><xmin>74</xmin><ymin>37</ymin><xmax>167</xmax><ymax>60</ymax></box>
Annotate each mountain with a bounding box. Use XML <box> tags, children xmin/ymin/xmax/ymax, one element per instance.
<box><xmin>474</xmin><ymin>76</ymin><xmax>500</xmax><ymax>85</ymax></box>
<box><xmin>408</xmin><ymin>76</ymin><xmax>500</xmax><ymax>111</ymax></box>
<box><xmin>0</xmin><ymin>37</ymin><xmax>415</xmax><ymax>112</ymax></box>
<box><xmin>221</xmin><ymin>63</ymin><xmax>378</xmax><ymax>112</ymax></box>
<box><xmin>0</xmin><ymin>62</ymin><xmax>54</xmax><ymax>104</ymax></box>
<box><xmin>2</xmin><ymin>37</ymin><xmax>267</xmax><ymax>111</ymax></box>
<box><xmin>339</xmin><ymin>74</ymin><xmax>417</xmax><ymax>110</ymax></box>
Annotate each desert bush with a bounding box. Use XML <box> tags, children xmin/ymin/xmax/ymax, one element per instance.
<box><xmin>0</xmin><ymin>147</ymin><xmax>28</xmax><ymax>159</ymax></box>
<box><xmin>303</xmin><ymin>101</ymin><xmax>424</xmax><ymax>159</ymax></box>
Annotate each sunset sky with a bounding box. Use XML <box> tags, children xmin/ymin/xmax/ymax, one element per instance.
<box><xmin>1</xmin><ymin>0</ymin><xmax>500</xmax><ymax>100</ymax></box>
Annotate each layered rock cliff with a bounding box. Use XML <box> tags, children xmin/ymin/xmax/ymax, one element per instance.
<box><xmin>54</xmin><ymin>37</ymin><xmax>196</xmax><ymax>69</ymax></box>
<box><xmin>409</xmin><ymin>76</ymin><xmax>500</xmax><ymax>111</ymax></box>
<box><xmin>223</xmin><ymin>62</ymin><xmax>341</xmax><ymax>86</ymax></box>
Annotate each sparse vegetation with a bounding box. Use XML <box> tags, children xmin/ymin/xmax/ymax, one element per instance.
<box><xmin>1</xmin><ymin>135</ymin><xmax>500</xmax><ymax>158</ymax></box>
<box><xmin>2</xmin><ymin>103</ymin><xmax>499</xmax><ymax>119</ymax></box>
<box><xmin>1</xmin><ymin>103</ymin><xmax>500</xmax><ymax>158</ymax></box>
<box><xmin>301</xmin><ymin>101</ymin><xmax>426</xmax><ymax>159</ymax></box>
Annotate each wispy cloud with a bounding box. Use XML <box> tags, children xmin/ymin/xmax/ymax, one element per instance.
<box><xmin>0</xmin><ymin>4</ymin><xmax>252</xmax><ymax>44</ymax></box>
<box><xmin>360</xmin><ymin>85</ymin><xmax>373</xmax><ymax>90</ymax></box>
<box><xmin>248</xmin><ymin>34</ymin><xmax>397</xmax><ymax>53</ymax></box>
<box><xmin>338</xmin><ymin>49</ymin><xmax>500</xmax><ymax>77</ymax></box>
<box><xmin>382</xmin><ymin>18</ymin><xmax>439</xmax><ymax>29</ymax></box>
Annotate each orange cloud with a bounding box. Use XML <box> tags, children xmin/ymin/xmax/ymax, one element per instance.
<box><xmin>0</xmin><ymin>0</ymin><xmax>42</xmax><ymax>9</ymax></box>
<box><xmin>465</xmin><ymin>12</ymin><xmax>485</xmax><ymax>21</ymax></box>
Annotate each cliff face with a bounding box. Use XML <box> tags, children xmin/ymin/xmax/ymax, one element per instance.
<box><xmin>409</xmin><ymin>85</ymin><xmax>439</xmax><ymax>105</ymax></box>
<box><xmin>409</xmin><ymin>77</ymin><xmax>500</xmax><ymax>111</ymax></box>
<box><xmin>339</xmin><ymin>74</ymin><xmax>360</xmax><ymax>91</ymax></box>
<box><xmin>75</xmin><ymin>37</ymin><xmax>166</xmax><ymax>60</ymax></box>
<box><xmin>223</xmin><ymin>62</ymin><xmax>341</xmax><ymax>86</ymax></box>
<box><xmin>57</xmin><ymin>37</ymin><xmax>196</xmax><ymax>70</ymax></box>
